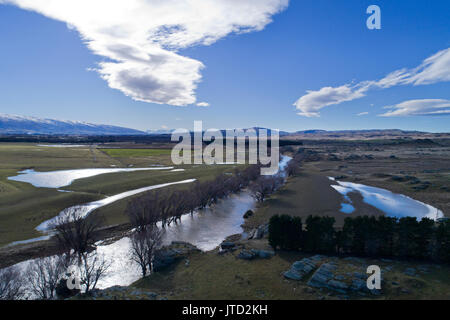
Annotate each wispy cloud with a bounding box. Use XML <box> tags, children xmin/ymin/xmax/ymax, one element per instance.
<box><xmin>1</xmin><ymin>0</ymin><xmax>288</xmax><ymax>106</ymax></box>
<box><xmin>357</xmin><ymin>112</ymin><xmax>369</xmax><ymax>116</ymax></box>
<box><xmin>379</xmin><ymin>99</ymin><xmax>450</xmax><ymax>117</ymax></box>
<box><xmin>196</xmin><ymin>102</ymin><xmax>210</xmax><ymax>107</ymax></box>
<box><xmin>293</xmin><ymin>48</ymin><xmax>450</xmax><ymax>117</ymax></box>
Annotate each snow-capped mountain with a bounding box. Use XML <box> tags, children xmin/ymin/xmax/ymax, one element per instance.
<box><xmin>146</xmin><ymin>128</ymin><xmax>174</xmax><ymax>135</ymax></box>
<box><xmin>0</xmin><ymin>114</ymin><xmax>146</xmax><ymax>135</ymax></box>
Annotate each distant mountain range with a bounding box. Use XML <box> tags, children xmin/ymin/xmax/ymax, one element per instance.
<box><xmin>0</xmin><ymin>114</ymin><xmax>146</xmax><ymax>135</ymax></box>
<box><xmin>286</xmin><ymin>129</ymin><xmax>450</xmax><ymax>140</ymax></box>
<box><xmin>0</xmin><ymin>114</ymin><xmax>447</xmax><ymax>138</ymax></box>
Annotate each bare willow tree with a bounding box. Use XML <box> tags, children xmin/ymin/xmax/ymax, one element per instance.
<box><xmin>208</xmin><ymin>175</ymin><xmax>226</xmax><ymax>203</ymax></box>
<box><xmin>0</xmin><ymin>266</ymin><xmax>24</xmax><ymax>300</ymax></box>
<box><xmin>26</xmin><ymin>255</ymin><xmax>69</xmax><ymax>300</ymax></box>
<box><xmin>126</xmin><ymin>191</ymin><xmax>161</xmax><ymax>230</ymax></box>
<box><xmin>224</xmin><ymin>174</ymin><xmax>242</xmax><ymax>194</ymax></box>
<box><xmin>52</xmin><ymin>208</ymin><xmax>103</xmax><ymax>260</ymax></box>
<box><xmin>237</xmin><ymin>164</ymin><xmax>261</xmax><ymax>189</ymax></box>
<box><xmin>50</xmin><ymin>209</ymin><xmax>109</xmax><ymax>296</ymax></box>
<box><xmin>250</xmin><ymin>175</ymin><xmax>284</xmax><ymax>202</ymax></box>
<box><xmin>192</xmin><ymin>180</ymin><xmax>212</xmax><ymax>209</ymax></box>
<box><xmin>158</xmin><ymin>190</ymin><xmax>176</xmax><ymax>227</ymax></box>
<box><xmin>125</xmin><ymin>163</ymin><xmax>264</xmax><ymax>233</ymax></box>
<box><xmin>78</xmin><ymin>251</ymin><xmax>110</xmax><ymax>294</ymax></box>
<box><xmin>130</xmin><ymin>226</ymin><xmax>162</xmax><ymax>277</ymax></box>
<box><xmin>171</xmin><ymin>190</ymin><xmax>192</xmax><ymax>223</ymax></box>
<box><xmin>184</xmin><ymin>189</ymin><xmax>198</xmax><ymax>216</ymax></box>
<box><xmin>286</xmin><ymin>158</ymin><xmax>301</xmax><ymax>177</ymax></box>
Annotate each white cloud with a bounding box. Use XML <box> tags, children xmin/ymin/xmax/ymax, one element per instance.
<box><xmin>1</xmin><ymin>0</ymin><xmax>288</xmax><ymax>106</ymax></box>
<box><xmin>357</xmin><ymin>112</ymin><xmax>369</xmax><ymax>116</ymax></box>
<box><xmin>196</xmin><ymin>102</ymin><xmax>210</xmax><ymax>107</ymax></box>
<box><xmin>404</xmin><ymin>49</ymin><xmax>450</xmax><ymax>85</ymax></box>
<box><xmin>294</xmin><ymin>48</ymin><xmax>450</xmax><ymax>117</ymax></box>
<box><xmin>379</xmin><ymin>99</ymin><xmax>450</xmax><ymax>117</ymax></box>
<box><xmin>294</xmin><ymin>84</ymin><xmax>369</xmax><ymax>117</ymax></box>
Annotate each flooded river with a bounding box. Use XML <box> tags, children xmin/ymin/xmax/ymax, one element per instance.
<box><xmin>5</xmin><ymin>156</ymin><xmax>291</xmax><ymax>292</ymax></box>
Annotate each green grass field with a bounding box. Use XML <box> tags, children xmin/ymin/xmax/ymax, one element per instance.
<box><xmin>0</xmin><ymin>143</ymin><xmax>238</xmax><ymax>247</ymax></box>
<box><xmin>100</xmin><ymin>148</ymin><xmax>172</xmax><ymax>157</ymax></box>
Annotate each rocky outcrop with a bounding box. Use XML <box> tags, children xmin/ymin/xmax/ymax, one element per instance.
<box><xmin>253</xmin><ymin>249</ymin><xmax>275</xmax><ymax>259</ymax></box>
<box><xmin>307</xmin><ymin>263</ymin><xmax>338</xmax><ymax>289</ymax></box>
<box><xmin>283</xmin><ymin>255</ymin><xmax>383</xmax><ymax>296</ymax></box>
<box><xmin>283</xmin><ymin>255</ymin><xmax>324</xmax><ymax>281</ymax></box>
<box><xmin>220</xmin><ymin>242</ymin><xmax>236</xmax><ymax>250</ymax></box>
<box><xmin>237</xmin><ymin>249</ymin><xmax>275</xmax><ymax>260</ymax></box>
<box><xmin>248</xmin><ymin>224</ymin><xmax>269</xmax><ymax>240</ymax></box>
<box><xmin>237</xmin><ymin>250</ymin><xmax>255</xmax><ymax>260</ymax></box>
<box><xmin>153</xmin><ymin>241</ymin><xmax>200</xmax><ymax>272</ymax></box>
<box><xmin>306</xmin><ymin>262</ymin><xmax>381</xmax><ymax>295</ymax></box>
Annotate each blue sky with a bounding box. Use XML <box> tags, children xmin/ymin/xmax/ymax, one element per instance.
<box><xmin>0</xmin><ymin>0</ymin><xmax>449</xmax><ymax>132</ymax></box>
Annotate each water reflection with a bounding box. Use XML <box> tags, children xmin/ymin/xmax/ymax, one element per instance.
<box><xmin>8</xmin><ymin>167</ymin><xmax>174</xmax><ymax>188</ymax></box>
<box><xmin>330</xmin><ymin>178</ymin><xmax>443</xmax><ymax>220</ymax></box>
<box><xmin>94</xmin><ymin>192</ymin><xmax>254</xmax><ymax>288</ymax></box>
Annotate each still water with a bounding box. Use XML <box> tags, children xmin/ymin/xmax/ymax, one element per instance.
<box><xmin>8</xmin><ymin>167</ymin><xmax>175</xmax><ymax>188</ymax></box>
<box><xmin>329</xmin><ymin>177</ymin><xmax>443</xmax><ymax>220</ymax></box>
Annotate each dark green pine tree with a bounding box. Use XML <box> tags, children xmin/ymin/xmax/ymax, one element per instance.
<box><xmin>268</xmin><ymin>214</ymin><xmax>282</xmax><ymax>250</ymax></box>
<box><xmin>304</xmin><ymin>215</ymin><xmax>336</xmax><ymax>254</ymax></box>
<box><xmin>434</xmin><ymin>220</ymin><xmax>450</xmax><ymax>263</ymax></box>
<box><xmin>377</xmin><ymin>216</ymin><xmax>397</xmax><ymax>257</ymax></box>
<box><xmin>395</xmin><ymin>217</ymin><xmax>419</xmax><ymax>259</ymax></box>
<box><xmin>415</xmin><ymin>218</ymin><xmax>435</xmax><ymax>260</ymax></box>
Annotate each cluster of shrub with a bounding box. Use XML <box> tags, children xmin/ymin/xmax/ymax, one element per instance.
<box><xmin>269</xmin><ymin>214</ymin><xmax>450</xmax><ymax>263</ymax></box>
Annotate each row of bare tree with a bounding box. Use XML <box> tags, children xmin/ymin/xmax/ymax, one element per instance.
<box><xmin>126</xmin><ymin>164</ymin><xmax>262</xmax><ymax>231</ymax></box>
<box><xmin>248</xmin><ymin>154</ymin><xmax>303</xmax><ymax>202</ymax></box>
<box><xmin>249</xmin><ymin>175</ymin><xmax>284</xmax><ymax>202</ymax></box>
<box><xmin>126</xmin><ymin>164</ymin><xmax>265</xmax><ymax>277</ymax></box>
<box><xmin>285</xmin><ymin>156</ymin><xmax>302</xmax><ymax>177</ymax></box>
<box><xmin>0</xmin><ymin>211</ymin><xmax>110</xmax><ymax>300</ymax></box>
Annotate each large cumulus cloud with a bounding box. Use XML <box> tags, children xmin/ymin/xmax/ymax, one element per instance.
<box><xmin>1</xmin><ymin>0</ymin><xmax>288</xmax><ymax>106</ymax></box>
